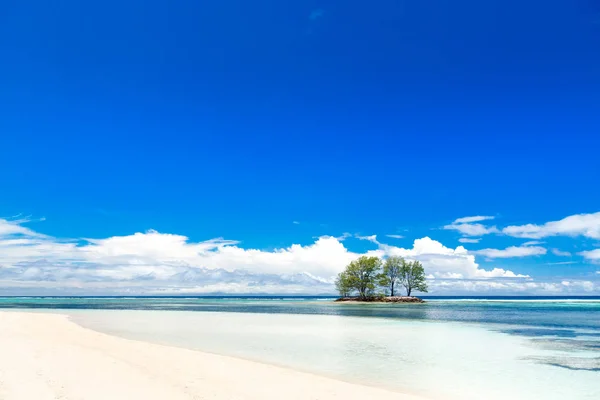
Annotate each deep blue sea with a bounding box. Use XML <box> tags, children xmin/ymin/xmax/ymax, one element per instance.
<box><xmin>3</xmin><ymin>296</ymin><xmax>599</xmax><ymax>400</ymax></box>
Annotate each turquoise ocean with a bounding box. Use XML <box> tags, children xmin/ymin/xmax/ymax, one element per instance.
<box><xmin>2</xmin><ymin>296</ymin><xmax>599</xmax><ymax>400</ymax></box>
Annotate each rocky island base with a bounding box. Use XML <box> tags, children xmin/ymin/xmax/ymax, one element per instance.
<box><xmin>335</xmin><ymin>296</ymin><xmax>425</xmax><ymax>303</ymax></box>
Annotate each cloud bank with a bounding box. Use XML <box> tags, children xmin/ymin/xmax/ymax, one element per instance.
<box><xmin>0</xmin><ymin>217</ymin><xmax>598</xmax><ymax>295</ymax></box>
<box><xmin>473</xmin><ymin>245</ymin><xmax>547</xmax><ymax>259</ymax></box>
<box><xmin>0</xmin><ymin>218</ymin><xmax>535</xmax><ymax>295</ymax></box>
<box><xmin>502</xmin><ymin>212</ymin><xmax>600</xmax><ymax>239</ymax></box>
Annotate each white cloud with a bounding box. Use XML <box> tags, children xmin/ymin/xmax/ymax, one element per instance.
<box><xmin>551</xmin><ymin>249</ymin><xmax>572</xmax><ymax>257</ymax></box>
<box><xmin>292</xmin><ymin>221</ymin><xmax>300</xmax><ymax>225</ymax></box>
<box><xmin>546</xmin><ymin>261</ymin><xmax>577</xmax><ymax>265</ymax></box>
<box><xmin>458</xmin><ymin>238</ymin><xmax>480</xmax><ymax>243</ymax></box>
<box><xmin>355</xmin><ymin>234</ymin><xmax>379</xmax><ymax>244</ymax></box>
<box><xmin>444</xmin><ymin>223</ymin><xmax>499</xmax><ymax>236</ymax></box>
<box><xmin>353</xmin><ymin>235</ymin><xmax>524</xmax><ymax>279</ymax></box>
<box><xmin>0</xmin><ymin>217</ymin><xmax>47</xmax><ymax>238</ymax></box>
<box><xmin>443</xmin><ymin>216</ymin><xmax>499</xmax><ymax>237</ymax></box>
<box><xmin>473</xmin><ymin>245</ymin><xmax>547</xmax><ymax>259</ymax></box>
<box><xmin>377</xmin><ymin>237</ymin><xmax>526</xmax><ymax>279</ymax></box>
<box><xmin>453</xmin><ymin>216</ymin><xmax>495</xmax><ymax>224</ymax></box>
<box><xmin>428</xmin><ymin>279</ymin><xmax>598</xmax><ymax>295</ymax></box>
<box><xmin>385</xmin><ymin>234</ymin><xmax>404</xmax><ymax>239</ymax></box>
<box><xmin>503</xmin><ymin>212</ymin><xmax>600</xmax><ymax>239</ymax></box>
<box><xmin>0</xmin><ymin>219</ymin><xmax>531</xmax><ymax>294</ymax></box>
<box><xmin>579</xmin><ymin>249</ymin><xmax>600</xmax><ymax>262</ymax></box>
<box><xmin>522</xmin><ymin>241</ymin><xmax>544</xmax><ymax>246</ymax></box>
<box><xmin>334</xmin><ymin>232</ymin><xmax>352</xmax><ymax>241</ymax></box>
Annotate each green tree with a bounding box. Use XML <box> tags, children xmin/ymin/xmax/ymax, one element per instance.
<box><xmin>379</xmin><ymin>256</ymin><xmax>404</xmax><ymax>296</ymax></box>
<box><xmin>336</xmin><ymin>256</ymin><xmax>382</xmax><ymax>299</ymax></box>
<box><xmin>335</xmin><ymin>271</ymin><xmax>353</xmax><ymax>297</ymax></box>
<box><xmin>400</xmin><ymin>260</ymin><xmax>428</xmax><ymax>297</ymax></box>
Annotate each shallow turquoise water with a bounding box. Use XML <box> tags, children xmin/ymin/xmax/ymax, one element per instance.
<box><xmin>3</xmin><ymin>297</ymin><xmax>600</xmax><ymax>399</ymax></box>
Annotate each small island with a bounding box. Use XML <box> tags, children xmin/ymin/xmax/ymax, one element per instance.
<box><xmin>335</xmin><ymin>296</ymin><xmax>425</xmax><ymax>303</ymax></box>
<box><xmin>334</xmin><ymin>256</ymin><xmax>428</xmax><ymax>303</ymax></box>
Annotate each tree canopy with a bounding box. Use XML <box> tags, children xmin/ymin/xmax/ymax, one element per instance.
<box><xmin>336</xmin><ymin>256</ymin><xmax>382</xmax><ymax>299</ymax></box>
<box><xmin>400</xmin><ymin>260</ymin><xmax>428</xmax><ymax>297</ymax></box>
<box><xmin>335</xmin><ymin>256</ymin><xmax>428</xmax><ymax>298</ymax></box>
<box><xmin>379</xmin><ymin>256</ymin><xmax>404</xmax><ymax>296</ymax></box>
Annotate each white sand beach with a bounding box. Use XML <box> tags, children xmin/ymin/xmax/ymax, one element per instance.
<box><xmin>0</xmin><ymin>312</ymin><xmax>428</xmax><ymax>400</ymax></box>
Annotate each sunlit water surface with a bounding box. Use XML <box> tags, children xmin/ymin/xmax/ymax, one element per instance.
<box><xmin>2</xmin><ymin>297</ymin><xmax>599</xmax><ymax>400</ymax></box>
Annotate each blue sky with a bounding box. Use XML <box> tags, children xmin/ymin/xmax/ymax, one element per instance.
<box><xmin>0</xmin><ymin>0</ymin><xmax>599</xmax><ymax>295</ymax></box>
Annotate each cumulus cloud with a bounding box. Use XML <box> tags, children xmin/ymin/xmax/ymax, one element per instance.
<box><xmin>443</xmin><ymin>216</ymin><xmax>499</xmax><ymax>237</ymax></box>
<box><xmin>473</xmin><ymin>245</ymin><xmax>547</xmax><ymax>259</ymax></box>
<box><xmin>0</xmin><ymin>218</ymin><xmax>533</xmax><ymax>294</ymax></box>
<box><xmin>376</xmin><ymin>237</ymin><xmax>526</xmax><ymax>279</ymax></box>
<box><xmin>551</xmin><ymin>249</ymin><xmax>572</xmax><ymax>257</ymax></box>
<box><xmin>83</xmin><ymin>232</ymin><xmax>359</xmax><ymax>279</ymax></box>
<box><xmin>458</xmin><ymin>238</ymin><xmax>480</xmax><ymax>244</ymax></box>
<box><xmin>580</xmin><ymin>249</ymin><xmax>600</xmax><ymax>262</ymax></box>
<box><xmin>503</xmin><ymin>212</ymin><xmax>600</xmax><ymax>239</ymax></box>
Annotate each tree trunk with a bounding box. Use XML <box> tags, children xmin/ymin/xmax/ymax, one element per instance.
<box><xmin>407</xmin><ymin>287</ymin><xmax>412</xmax><ymax>297</ymax></box>
<box><xmin>359</xmin><ymin>287</ymin><xmax>366</xmax><ymax>299</ymax></box>
<box><xmin>390</xmin><ymin>282</ymin><xmax>395</xmax><ymax>297</ymax></box>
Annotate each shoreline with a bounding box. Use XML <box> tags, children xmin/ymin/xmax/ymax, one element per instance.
<box><xmin>0</xmin><ymin>311</ymin><xmax>429</xmax><ymax>400</ymax></box>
